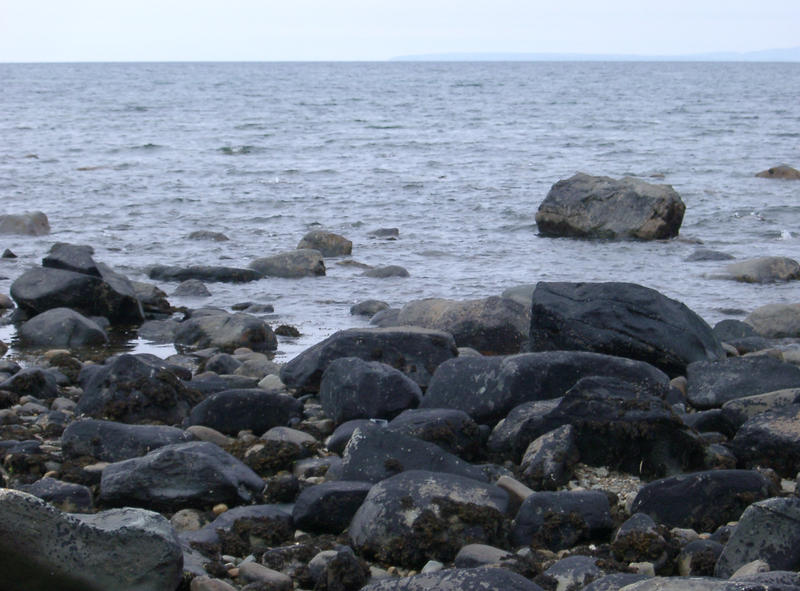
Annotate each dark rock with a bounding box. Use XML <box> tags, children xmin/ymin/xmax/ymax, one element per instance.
<box><xmin>203</xmin><ymin>353</ymin><xmax>243</xmax><ymax>375</ymax></box>
<box><xmin>11</xmin><ymin>264</ymin><xmax>144</xmax><ymax>324</ymax></box>
<box><xmin>746</xmin><ymin>303</ymin><xmax>800</xmax><ymax>338</ymax></box>
<box><xmin>528</xmin><ymin>281</ymin><xmax>724</xmax><ymax>377</ymax></box>
<box><xmin>422</xmin><ymin>350</ymin><xmax>671</xmax><ymax>426</ymax></box>
<box><xmin>721</xmin><ymin>389</ymin><xmax>800</xmax><ymax>429</ymax></box>
<box><xmin>280</xmin><ymin>326</ymin><xmax>458</xmax><ymax>393</ymax></box>
<box><xmin>274</xmin><ymin>324</ymin><xmax>300</xmax><ymax>337</ymax></box>
<box><xmin>541</xmin><ymin>555</ymin><xmax>605</xmax><ymax>591</ymax></box>
<box><xmin>18</xmin><ymin>307</ymin><xmax>108</xmax><ymax>347</ymax></box>
<box><xmin>19</xmin><ymin>477</ymin><xmax>93</xmax><ymax>512</ymax></box>
<box><xmin>756</xmin><ymin>165</ymin><xmax>800</xmax><ymax>180</ymax></box>
<box><xmin>324</xmin><ymin>419</ymin><xmax>377</xmax><ymax>454</ymax></box>
<box><xmin>368</xmin><ymin>228</ymin><xmax>399</xmax><ymax>239</ymax></box>
<box><xmin>137</xmin><ymin>318</ymin><xmax>180</xmax><ymax>343</ymax></box>
<box><xmin>147</xmin><ymin>264</ymin><xmax>262</xmax><ymax>283</ymax></box>
<box><xmin>187</xmin><ymin>388</ymin><xmax>302</xmax><ymax>436</ymax></box>
<box><xmin>0</xmin><ymin>367</ymin><xmax>59</xmax><ymax>399</ymax></box>
<box><xmin>349</xmin><ymin>470</ymin><xmax>509</xmax><ymax>568</ymax></box>
<box><xmin>724</xmin><ymin>257</ymin><xmax>800</xmax><ymax>283</ymax></box>
<box><xmin>453</xmin><ymin>543</ymin><xmax>514</xmax><ymax>568</ymax></box>
<box><xmin>715</xmin><ymin>497</ymin><xmax>800</xmax><ymax>578</ymax></box>
<box><xmin>184</xmin><ymin>373</ymin><xmax>260</xmax><ymax>396</ymax></box>
<box><xmin>0</xmin><ymin>211</ymin><xmax>50</xmax><ymax>235</ymax></box>
<box><xmin>488</xmin><ymin>398</ymin><xmax>563</xmax><ymax>460</ymax></box>
<box><xmin>297</xmin><ymin>230</ymin><xmax>352</xmax><ymax>256</ymax></box>
<box><xmin>687</xmin><ymin>356</ymin><xmax>800</xmax><ymax>409</ymax></box>
<box><xmin>511</xmin><ymin>489</ymin><xmax>613</xmax><ymax>550</ymax></box>
<box><xmin>174</xmin><ymin>310</ymin><xmax>277</xmax><ymax>352</ymax></box>
<box><xmin>249</xmin><ymin>249</ymin><xmax>325</xmax><ymax>278</ymax></box>
<box><xmin>630</xmin><ymin>470</ymin><xmax>777</xmax><ymax>532</ymax></box>
<box><xmin>363</xmin><ymin>265</ymin><xmax>409</xmax><ymax>278</ymax></box>
<box><xmin>612</xmin><ymin>512</ymin><xmax>668</xmax><ymax>567</ymax></box>
<box><xmin>682</xmin><ymin>409</ymin><xmax>738</xmax><ymax>438</ymax></box>
<box><xmin>0</xmin><ymin>489</ymin><xmax>182</xmax><ymax>591</ymax></box>
<box><xmin>181</xmin><ymin>504</ymin><xmax>292</xmax><ymax>557</ymax></box>
<box><xmin>713</xmin><ymin>319</ymin><xmax>760</xmax><ymax>342</ymax></box>
<box><xmin>292</xmin><ymin>481</ymin><xmax>373</xmax><ymax>534</ymax></box>
<box><xmin>678</xmin><ymin>539</ymin><xmax>724</xmax><ymax>576</ymax></box>
<box><xmin>519</xmin><ymin>424</ymin><xmax>579</xmax><ymax>490</ymax></box>
<box><xmin>582</xmin><ymin>574</ymin><xmax>652</xmax><ymax>591</ymax></box>
<box><xmin>187</xmin><ymin>230</ymin><xmax>229</xmax><ymax>241</ymax></box>
<box><xmin>100</xmin><ymin>441</ymin><xmax>264</xmax><ymax>510</ymax></box>
<box><xmin>686</xmin><ymin>248</ymin><xmax>735</xmax><ymax>262</ymax></box>
<box><xmin>360</xmin><ymin>567</ymin><xmax>543</xmax><ymax>591</ymax></box>
<box><xmin>535</xmin><ymin>172</ymin><xmax>685</xmax><ymax>240</ymax></box>
<box><xmin>42</xmin><ymin>243</ymin><xmax>99</xmax><ymax>276</ymax></box>
<box><xmin>172</xmin><ymin>279</ymin><xmax>211</xmax><ymax>297</ymax></box>
<box><xmin>319</xmin><ymin>357</ymin><xmax>422</xmax><ymax>424</ymax></box>
<box><xmin>337</xmin><ymin>425</ymin><xmax>488</xmax><ymax>483</ymax></box>
<box><xmin>393</xmin><ymin>296</ymin><xmax>529</xmax><ymax>354</ymax></box>
<box><xmin>61</xmin><ymin>418</ymin><xmax>196</xmax><ymax>462</ymax></box>
<box><xmin>730</xmin><ymin>404</ymin><xmax>800</xmax><ymax>477</ymax></box>
<box><xmin>369</xmin><ymin>307</ymin><xmax>401</xmax><ymax>327</ymax></box>
<box><xmin>2</xmin><ymin>248</ymin><xmax>17</xmax><ymax>258</ymax></box>
<box><xmin>387</xmin><ymin>408</ymin><xmax>482</xmax><ymax>460</ymax></box>
<box><xmin>131</xmin><ymin>281</ymin><xmax>172</xmax><ymax>317</ymax></box>
<box><xmin>350</xmin><ymin>299</ymin><xmax>389</xmax><ymax>317</ymax></box>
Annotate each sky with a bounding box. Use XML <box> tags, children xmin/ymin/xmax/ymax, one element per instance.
<box><xmin>1</xmin><ymin>0</ymin><xmax>798</xmax><ymax>62</ymax></box>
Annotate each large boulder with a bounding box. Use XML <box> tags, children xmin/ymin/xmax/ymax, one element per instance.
<box><xmin>297</xmin><ymin>230</ymin><xmax>352</xmax><ymax>256</ymax></box>
<box><xmin>0</xmin><ymin>211</ymin><xmax>50</xmax><ymax>235</ymax></box>
<box><xmin>421</xmin><ymin>350</ymin><xmax>671</xmax><ymax>426</ymax></box>
<box><xmin>18</xmin><ymin>307</ymin><xmax>108</xmax><ymax>348</ymax></box>
<box><xmin>42</xmin><ymin>243</ymin><xmax>99</xmax><ymax>275</ymax></box>
<box><xmin>349</xmin><ymin>470</ymin><xmax>509</xmax><ymax>568</ymax></box>
<box><xmin>730</xmin><ymin>404</ymin><xmax>800</xmax><ymax>477</ymax></box>
<box><xmin>318</xmin><ymin>357</ymin><xmax>422</xmax><ymax>424</ymax></box>
<box><xmin>280</xmin><ymin>326</ymin><xmax>458</xmax><ymax>393</ymax></box>
<box><xmin>535</xmin><ymin>172</ymin><xmax>685</xmax><ymax>240</ymax></box>
<box><xmin>99</xmin><ymin>441</ymin><xmax>264</xmax><ymax>510</ymax></box>
<box><xmin>186</xmin><ymin>389</ymin><xmax>303</xmax><ymax>436</ymax></box>
<box><xmin>724</xmin><ymin>257</ymin><xmax>800</xmax><ymax>283</ymax></box>
<box><xmin>174</xmin><ymin>309</ymin><xmax>277</xmax><ymax>352</ymax></box>
<box><xmin>0</xmin><ymin>489</ymin><xmax>182</xmax><ymax>591</ymax></box>
<box><xmin>746</xmin><ymin>303</ymin><xmax>800</xmax><ymax>338</ymax></box>
<box><xmin>249</xmin><ymin>249</ymin><xmax>325</xmax><ymax>278</ymax></box>
<box><xmin>528</xmin><ymin>282</ymin><xmax>725</xmax><ymax>377</ymax></box>
<box><xmin>360</xmin><ymin>567</ymin><xmax>543</xmax><ymax>591</ymax></box>
<box><xmin>393</xmin><ymin>296</ymin><xmax>529</xmax><ymax>354</ymax></box>
<box><xmin>755</xmin><ymin>164</ymin><xmax>800</xmax><ymax>180</ymax></box>
<box><xmin>147</xmin><ymin>264</ymin><xmax>262</xmax><ymax>283</ymax></box>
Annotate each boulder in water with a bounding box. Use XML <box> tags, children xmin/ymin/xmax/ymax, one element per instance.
<box><xmin>755</xmin><ymin>164</ymin><xmax>800</xmax><ymax>179</ymax></box>
<box><xmin>297</xmin><ymin>230</ymin><xmax>352</xmax><ymax>256</ymax></box>
<box><xmin>249</xmin><ymin>249</ymin><xmax>325</xmax><ymax>278</ymax></box>
<box><xmin>724</xmin><ymin>256</ymin><xmax>800</xmax><ymax>283</ymax></box>
<box><xmin>0</xmin><ymin>211</ymin><xmax>50</xmax><ymax>236</ymax></box>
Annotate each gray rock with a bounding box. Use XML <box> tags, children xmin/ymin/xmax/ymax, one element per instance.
<box><xmin>306</xmin><ymin>545</ymin><xmax>369</xmax><ymax>591</ymax></box>
<box><xmin>368</xmin><ymin>227</ymin><xmax>399</xmax><ymax>239</ymax></box>
<box><xmin>249</xmin><ymin>248</ymin><xmax>325</xmax><ymax>278</ymax></box>
<box><xmin>0</xmin><ymin>367</ymin><xmax>60</xmax><ymax>399</ymax></box>
<box><xmin>350</xmin><ymin>299</ymin><xmax>390</xmax><ymax>317</ymax></box>
<box><xmin>174</xmin><ymin>310</ymin><xmax>277</xmax><ymax>352</ymax></box>
<box><xmin>147</xmin><ymin>264</ymin><xmax>262</xmax><ymax>283</ymax></box>
<box><xmin>20</xmin><ymin>477</ymin><xmax>94</xmax><ymax>512</ymax></box>
<box><xmin>519</xmin><ymin>424</ymin><xmax>579</xmax><ymax>490</ymax></box>
<box><xmin>187</xmin><ymin>388</ymin><xmax>303</xmax><ymax>436</ymax></box>
<box><xmin>724</xmin><ymin>257</ymin><xmax>800</xmax><ymax>283</ymax></box>
<box><xmin>488</xmin><ymin>398</ymin><xmax>563</xmax><ymax>460</ymax></box>
<box><xmin>172</xmin><ymin>279</ymin><xmax>211</xmax><ymax>297</ymax></box>
<box><xmin>387</xmin><ymin>408</ymin><xmax>482</xmax><ymax>460</ymax></box>
<box><xmin>730</xmin><ymin>404</ymin><xmax>800</xmax><ymax>477</ymax></box>
<box><xmin>62</xmin><ymin>418</ymin><xmax>196</xmax><ymax>462</ymax></box>
<box><xmin>542</xmin><ymin>555</ymin><xmax>605</xmax><ymax>591</ymax></box>
<box><xmin>186</xmin><ymin>230</ymin><xmax>229</xmax><ymax>241</ymax></box>
<box><xmin>360</xmin><ymin>567</ymin><xmax>543</xmax><ymax>591</ymax></box>
<box><xmin>721</xmin><ymin>389</ymin><xmax>800</xmax><ymax>428</ymax></box>
<box><xmin>292</xmin><ymin>481</ymin><xmax>373</xmax><ymax>534</ymax></box>
<box><xmin>678</xmin><ymin>539</ymin><xmax>724</xmax><ymax>576</ymax></box>
<box><xmin>363</xmin><ymin>265</ymin><xmax>409</xmax><ymax>278</ymax></box>
<box><xmin>582</xmin><ymin>574</ymin><xmax>651</xmax><ymax>591</ymax></box>
<box><xmin>746</xmin><ymin>303</ymin><xmax>800</xmax><ymax>338</ymax></box>
<box><xmin>0</xmin><ymin>489</ymin><xmax>182</xmax><ymax>591</ymax></box>
<box><xmin>138</xmin><ymin>318</ymin><xmax>180</xmax><ymax>343</ymax></box>
<box><xmin>203</xmin><ymin>353</ymin><xmax>243</xmax><ymax>375</ymax></box>
<box><xmin>0</xmin><ymin>211</ymin><xmax>50</xmax><ymax>235</ymax></box>
<box><xmin>686</xmin><ymin>248</ymin><xmax>735</xmax><ymax>262</ymax></box>
<box><xmin>131</xmin><ymin>281</ymin><xmax>172</xmax><ymax>317</ymax></box>
<box><xmin>19</xmin><ymin>307</ymin><xmax>108</xmax><ymax>347</ymax></box>
<box><xmin>756</xmin><ymin>165</ymin><xmax>800</xmax><ymax>180</ymax></box>
<box><xmin>297</xmin><ymin>230</ymin><xmax>352</xmax><ymax>256</ymax></box>
<box><xmin>42</xmin><ymin>243</ymin><xmax>99</xmax><ymax>276</ymax></box>
<box><xmin>612</xmin><ymin>513</ymin><xmax>668</xmax><ymax>566</ymax></box>
<box><xmin>535</xmin><ymin>172</ymin><xmax>685</xmax><ymax>240</ymax></box>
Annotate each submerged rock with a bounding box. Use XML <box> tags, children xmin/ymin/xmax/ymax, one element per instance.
<box><xmin>0</xmin><ymin>211</ymin><xmax>50</xmax><ymax>235</ymax></box>
<box><xmin>147</xmin><ymin>264</ymin><xmax>262</xmax><ymax>283</ymax></box>
<box><xmin>249</xmin><ymin>249</ymin><xmax>326</xmax><ymax>278</ymax></box>
<box><xmin>755</xmin><ymin>164</ymin><xmax>800</xmax><ymax>180</ymax></box>
<box><xmin>297</xmin><ymin>230</ymin><xmax>352</xmax><ymax>256</ymax></box>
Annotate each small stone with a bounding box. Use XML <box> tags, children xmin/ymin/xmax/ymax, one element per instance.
<box><xmin>629</xmin><ymin>562</ymin><xmax>656</xmax><ymax>576</ymax></box>
<box><xmin>171</xmin><ymin>508</ymin><xmax>205</xmax><ymax>532</ymax></box>
<box><xmin>213</xmin><ymin>503</ymin><xmax>229</xmax><ymax>516</ymax></box>
<box><xmin>237</xmin><ymin>562</ymin><xmax>292</xmax><ymax>590</ymax></box>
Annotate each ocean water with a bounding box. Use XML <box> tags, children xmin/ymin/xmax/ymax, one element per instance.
<box><xmin>1</xmin><ymin>61</ymin><xmax>799</xmax><ymax>361</ymax></box>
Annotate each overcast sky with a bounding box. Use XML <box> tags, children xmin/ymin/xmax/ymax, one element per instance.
<box><xmin>1</xmin><ymin>0</ymin><xmax>798</xmax><ymax>62</ymax></box>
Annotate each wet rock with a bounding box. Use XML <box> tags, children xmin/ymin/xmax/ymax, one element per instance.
<box><xmin>100</xmin><ymin>441</ymin><xmax>264</xmax><ymax>510</ymax></box>
<box><xmin>686</xmin><ymin>356</ymin><xmax>800</xmax><ymax>409</ymax></box>
<box><xmin>612</xmin><ymin>512</ymin><xmax>668</xmax><ymax>567</ymax></box>
<box><xmin>721</xmin><ymin>389</ymin><xmax>800</xmax><ymax>429</ymax></box>
<box><xmin>307</xmin><ymin>545</ymin><xmax>369</xmax><ymax>591</ymax></box>
<box><xmin>724</xmin><ymin>257</ymin><xmax>800</xmax><ymax>283</ymax></box>
<box><xmin>528</xmin><ymin>281</ymin><xmax>724</xmax><ymax>377</ymax></box>
<box><xmin>369</xmin><ymin>307</ymin><xmax>401</xmax><ymax>327</ymax></box>
<box><xmin>368</xmin><ymin>227</ymin><xmax>399</xmax><ymax>239</ymax></box>
<box><xmin>238</xmin><ymin>562</ymin><xmax>293</xmax><ymax>590</ymax></box>
<box><xmin>75</xmin><ymin>353</ymin><xmax>200</xmax><ymax>424</ymax></box>
<box><xmin>42</xmin><ymin>243</ymin><xmax>99</xmax><ymax>276</ymax></box>
<box><xmin>0</xmin><ymin>211</ymin><xmax>50</xmax><ymax>235</ymax></box>
<box><xmin>292</xmin><ymin>481</ymin><xmax>373</xmax><ymax>534</ymax></box>
<box><xmin>204</xmin><ymin>353</ymin><xmax>243</xmax><ymax>375</ymax></box>
<box><xmin>137</xmin><ymin>318</ymin><xmax>180</xmax><ymax>343</ymax></box>
<box><xmin>730</xmin><ymin>404</ymin><xmax>800</xmax><ymax>477</ymax></box>
<box><xmin>677</xmin><ymin>539</ymin><xmax>724</xmax><ymax>576</ymax></box>
<box><xmin>387</xmin><ymin>408</ymin><xmax>482</xmax><ymax>460</ymax></box>
<box><xmin>349</xmin><ymin>470</ymin><xmax>509</xmax><ymax>568</ymax></box>
<box><xmin>297</xmin><ymin>230</ymin><xmax>352</xmax><ymax>256</ymax></box>
<box><xmin>363</xmin><ymin>265</ymin><xmax>409</xmax><ymax>278</ymax></box>
<box><xmin>190</xmin><ymin>577</ymin><xmax>237</xmax><ymax>591</ymax></box>
<box><xmin>631</xmin><ymin>470</ymin><xmax>777</xmax><ymax>533</ymax></box>
<box><xmin>187</xmin><ymin>230</ymin><xmax>230</xmax><ymax>241</ymax></box>
<box><xmin>519</xmin><ymin>424</ymin><xmax>579</xmax><ymax>490</ymax></box>
<box><xmin>0</xmin><ymin>489</ymin><xmax>182</xmax><ymax>591</ymax></box>
<box><xmin>62</xmin><ymin>418</ymin><xmax>196</xmax><ymax>462</ymax></box>
<box><xmin>350</xmin><ymin>299</ymin><xmax>390</xmax><ymax>317</ymax></box>
<box><xmin>249</xmin><ymin>248</ymin><xmax>326</xmax><ymax>278</ymax></box>
<box><xmin>187</xmin><ymin>388</ymin><xmax>303</xmax><ymax>436</ymax></box>
<box><xmin>453</xmin><ymin>543</ymin><xmax>514</xmax><ymax>567</ymax></box>
<box><xmin>682</xmin><ymin>409</ymin><xmax>738</xmax><ymax>438</ymax></box>
<box><xmin>745</xmin><ymin>303</ymin><xmax>800</xmax><ymax>338</ymax></box>
<box><xmin>181</xmin><ymin>504</ymin><xmax>292</xmax><ymax>557</ymax></box>
<box><xmin>541</xmin><ymin>555</ymin><xmax>605</xmax><ymax>591</ymax></box>
<box><xmin>755</xmin><ymin>164</ymin><xmax>800</xmax><ymax>179</ymax></box>
<box><xmin>325</xmin><ymin>419</ymin><xmax>377</xmax><ymax>453</ymax></box>
<box><xmin>173</xmin><ymin>279</ymin><xmax>211</xmax><ymax>297</ymax></box>
<box><xmin>0</xmin><ymin>367</ymin><xmax>60</xmax><ymax>399</ymax></box>
<box><xmin>686</xmin><ymin>248</ymin><xmax>735</xmax><ymax>262</ymax></box>
<box><xmin>392</xmin><ymin>296</ymin><xmax>529</xmax><ymax>354</ymax></box>
<box><xmin>535</xmin><ymin>172</ymin><xmax>685</xmax><ymax>240</ymax></box>
<box><xmin>19</xmin><ymin>477</ymin><xmax>94</xmax><ymax>512</ymax></box>
<box><xmin>582</xmin><ymin>573</ymin><xmax>651</xmax><ymax>591</ymax></box>
<box><xmin>175</xmin><ymin>309</ymin><xmax>278</xmax><ymax>352</ymax></box>
<box><xmin>148</xmin><ymin>264</ymin><xmax>262</xmax><ymax>283</ymax></box>
<box><xmin>18</xmin><ymin>307</ymin><xmax>108</xmax><ymax>347</ymax></box>
<box><xmin>319</xmin><ymin>357</ymin><xmax>422</xmax><ymax>424</ymax></box>
<box><xmin>187</xmin><ymin>373</ymin><xmax>260</xmax><ymax>395</ymax></box>
<box><xmin>360</xmin><ymin>566</ymin><xmax>543</xmax><ymax>591</ymax></box>
<box><xmin>131</xmin><ymin>281</ymin><xmax>172</xmax><ymax>317</ymax></box>
<box><xmin>280</xmin><ymin>326</ymin><xmax>458</xmax><ymax>393</ymax></box>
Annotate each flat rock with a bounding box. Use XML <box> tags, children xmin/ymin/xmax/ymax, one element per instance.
<box><xmin>174</xmin><ymin>310</ymin><xmax>277</xmax><ymax>352</ymax></box>
<box><xmin>172</xmin><ymin>279</ymin><xmax>211</xmax><ymax>297</ymax></box>
<box><xmin>147</xmin><ymin>264</ymin><xmax>261</xmax><ymax>283</ymax></box>
<box><xmin>18</xmin><ymin>307</ymin><xmax>108</xmax><ymax>348</ymax></box>
<box><xmin>359</xmin><ymin>566</ymin><xmax>544</xmax><ymax>591</ymax></box>
<box><xmin>187</xmin><ymin>388</ymin><xmax>303</xmax><ymax>436</ymax></box>
<box><xmin>0</xmin><ymin>211</ymin><xmax>50</xmax><ymax>235</ymax></box>
<box><xmin>297</xmin><ymin>230</ymin><xmax>352</xmax><ymax>256</ymax></box>
<box><xmin>249</xmin><ymin>249</ymin><xmax>325</xmax><ymax>278</ymax></box>
<box><xmin>62</xmin><ymin>418</ymin><xmax>196</xmax><ymax>462</ymax></box>
<box><xmin>730</xmin><ymin>404</ymin><xmax>800</xmax><ymax>477</ymax></box>
<box><xmin>724</xmin><ymin>257</ymin><xmax>800</xmax><ymax>283</ymax></box>
<box><xmin>363</xmin><ymin>264</ymin><xmax>409</xmax><ymax>278</ymax></box>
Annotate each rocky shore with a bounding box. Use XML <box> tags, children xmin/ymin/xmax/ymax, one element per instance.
<box><xmin>1</xmin><ymin>171</ymin><xmax>800</xmax><ymax>591</ymax></box>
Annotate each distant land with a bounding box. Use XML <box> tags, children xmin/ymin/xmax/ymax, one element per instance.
<box><xmin>391</xmin><ymin>47</ymin><xmax>800</xmax><ymax>62</ymax></box>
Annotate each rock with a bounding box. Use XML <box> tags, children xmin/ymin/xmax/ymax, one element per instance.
<box><xmin>172</xmin><ymin>279</ymin><xmax>211</xmax><ymax>297</ymax></box>
<box><xmin>755</xmin><ymin>164</ymin><xmax>800</xmax><ymax>180</ymax></box>
<box><xmin>0</xmin><ymin>367</ymin><xmax>60</xmax><ymax>399</ymax></box>
<box><xmin>511</xmin><ymin>489</ymin><xmax>613</xmax><ymax>550</ymax></box>
<box><xmin>18</xmin><ymin>307</ymin><xmax>108</xmax><ymax>348</ymax></box>
<box><xmin>204</xmin><ymin>353</ymin><xmax>243</xmax><ymax>375</ymax></box>
<box><xmin>678</xmin><ymin>539</ymin><xmax>724</xmax><ymax>576</ymax></box>
<box><xmin>185</xmin><ymin>373</ymin><xmax>260</xmax><ymax>395</ymax></box>
<box><xmin>181</xmin><ymin>504</ymin><xmax>292</xmax><ymax>557</ymax></box>
<box><xmin>191</xmin><ymin>577</ymin><xmax>237</xmax><ymax>591</ymax></box>
<box><xmin>686</xmin><ymin>356</ymin><xmax>800</xmax><ymax>409</ymax></box>
<box><xmin>535</xmin><ymin>172</ymin><xmax>685</xmax><ymax>240</ymax></box>
<box><xmin>62</xmin><ymin>418</ymin><xmax>196</xmax><ymax>462</ymax></box>
<box><xmin>0</xmin><ymin>489</ymin><xmax>182</xmax><ymax>591</ymax></box>
<box><xmin>359</xmin><ymin>567</ymin><xmax>543</xmax><ymax>591</ymax></box>
<box><xmin>20</xmin><ymin>477</ymin><xmax>94</xmax><ymax>512</ymax></box>
<box><xmin>387</xmin><ymin>408</ymin><xmax>482</xmax><ymax>460</ymax></box>
<box><xmin>325</xmin><ymin>419</ymin><xmax>376</xmax><ymax>453</ymax></box>
<box><xmin>350</xmin><ymin>299</ymin><xmax>390</xmax><ymax>317</ymax></box>
<box><xmin>368</xmin><ymin>227</ymin><xmax>399</xmax><ymax>239</ymax></box>
<box><xmin>131</xmin><ymin>281</ymin><xmax>172</xmax><ymax>317</ymax></box>
<box><xmin>1</xmin><ymin>248</ymin><xmax>16</xmax><ymax>258</ymax></box>
<box><xmin>42</xmin><ymin>243</ymin><xmax>99</xmax><ymax>276</ymax></box>
<box><xmin>249</xmin><ymin>249</ymin><xmax>325</xmax><ymax>278</ymax></box>
<box><xmin>349</xmin><ymin>470</ymin><xmax>509</xmax><ymax>568</ymax></box>
<box><xmin>721</xmin><ymin>389</ymin><xmax>800</xmax><ymax>428</ymax></box>
<box><xmin>148</xmin><ymin>264</ymin><xmax>262</xmax><ymax>283</ymax></box>
<box><xmin>686</xmin><ymin>248</ymin><xmax>735</xmax><ymax>262</ymax></box>
<box><xmin>617</xmin><ymin>577</ymin><xmax>735</xmax><ymax>590</ymax></box>
<box><xmin>280</xmin><ymin>326</ymin><xmax>458</xmax><ymax>393</ymax></box>
<box><xmin>238</xmin><ymin>562</ymin><xmax>293</xmax><ymax>590</ymax></box>
<box><xmin>732</xmin><ymin>571</ymin><xmax>800</xmax><ymax>587</ymax></box>
<box><xmin>746</xmin><ymin>303</ymin><xmax>800</xmax><ymax>338</ymax></box>
<box><xmin>392</xmin><ymin>296</ymin><xmax>529</xmax><ymax>354</ymax></box>
<box><xmin>724</xmin><ymin>257</ymin><xmax>800</xmax><ymax>283</ymax></box>
<box><xmin>100</xmin><ymin>441</ymin><xmax>264</xmax><ymax>510</ymax></box>
<box><xmin>0</xmin><ymin>211</ymin><xmax>50</xmax><ymax>235</ymax></box>
<box><xmin>730</xmin><ymin>404</ymin><xmax>800</xmax><ymax>477</ymax></box>
<box><xmin>297</xmin><ymin>230</ymin><xmax>352</xmax><ymax>256</ymax></box>
<box><xmin>542</xmin><ymin>555</ymin><xmax>605</xmax><ymax>591</ymax></box>
<box><xmin>519</xmin><ymin>424</ymin><xmax>579</xmax><ymax>490</ymax></box>
<box><xmin>75</xmin><ymin>354</ymin><xmax>200</xmax><ymax>424</ymax></box>
<box><xmin>11</xmin><ymin>265</ymin><xmax>144</xmax><ymax>325</ymax></box>
<box><xmin>187</xmin><ymin>230</ymin><xmax>229</xmax><ymax>241</ymax></box>
<box><xmin>715</xmin><ymin>497</ymin><xmax>800</xmax><ymax>577</ymax></box>
<box><xmin>292</xmin><ymin>481</ymin><xmax>373</xmax><ymax>534</ymax></box>
<box><xmin>187</xmin><ymin>388</ymin><xmax>303</xmax><ymax>436</ymax></box>
<box><xmin>582</xmin><ymin>574</ymin><xmax>651</xmax><ymax>591</ymax></box>
<box><xmin>363</xmin><ymin>265</ymin><xmax>409</xmax><ymax>278</ymax></box>
<box><xmin>174</xmin><ymin>310</ymin><xmax>277</xmax><ymax>352</ymax></box>
<box><xmin>528</xmin><ymin>281</ymin><xmax>724</xmax><ymax>377</ymax></box>
<box><xmin>307</xmin><ymin>545</ymin><xmax>369</xmax><ymax>591</ymax></box>
<box><xmin>369</xmin><ymin>307</ymin><xmax>401</xmax><ymax>327</ymax></box>
<box><xmin>421</xmin><ymin>350</ymin><xmax>671</xmax><ymax>426</ymax></box>
<box><xmin>612</xmin><ymin>512</ymin><xmax>668</xmax><ymax>566</ymax></box>
<box><xmin>138</xmin><ymin>318</ymin><xmax>180</xmax><ymax>343</ymax></box>
<box><xmin>630</xmin><ymin>470</ymin><xmax>776</xmax><ymax>533</ymax></box>
<box><xmin>318</xmin><ymin>357</ymin><xmax>422</xmax><ymax>424</ymax></box>
<box><xmin>337</xmin><ymin>425</ymin><xmax>488</xmax><ymax>483</ymax></box>
<box><xmin>453</xmin><ymin>543</ymin><xmax>514</xmax><ymax>568</ymax></box>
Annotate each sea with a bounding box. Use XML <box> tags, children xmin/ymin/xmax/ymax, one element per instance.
<box><xmin>1</xmin><ymin>61</ymin><xmax>799</xmax><ymax>361</ymax></box>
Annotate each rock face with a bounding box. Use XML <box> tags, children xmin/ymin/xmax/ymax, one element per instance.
<box><xmin>349</xmin><ymin>470</ymin><xmax>509</xmax><ymax>568</ymax></box>
<box><xmin>0</xmin><ymin>211</ymin><xmax>50</xmax><ymax>235</ymax></box>
<box><xmin>249</xmin><ymin>249</ymin><xmax>326</xmax><ymax>278</ymax></box>
<box><xmin>297</xmin><ymin>230</ymin><xmax>352</xmax><ymax>256</ymax></box>
<box><xmin>393</xmin><ymin>296</ymin><xmax>529</xmax><ymax>354</ymax></box>
<box><xmin>280</xmin><ymin>327</ymin><xmax>458</xmax><ymax>393</ymax></box>
<box><xmin>18</xmin><ymin>307</ymin><xmax>108</xmax><ymax>348</ymax></box>
<box><xmin>724</xmin><ymin>256</ymin><xmax>800</xmax><ymax>283</ymax></box>
<box><xmin>535</xmin><ymin>172</ymin><xmax>685</xmax><ymax>240</ymax></box>
<box><xmin>187</xmin><ymin>389</ymin><xmax>303</xmax><ymax>436</ymax></box>
<box><xmin>148</xmin><ymin>264</ymin><xmax>262</xmax><ymax>283</ymax></box>
<box><xmin>0</xmin><ymin>489</ymin><xmax>182</xmax><ymax>591</ymax></box>
<box><xmin>755</xmin><ymin>164</ymin><xmax>800</xmax><ymax>179</ymax></box>
<box><xmin>174</xmin><ymin>310</ymin><xmax>277</xmax><ymax>352</ymax></box>
<box><xmin>528</xmin><ymin>282</ymin><xmax>724</xmax><ymax>377</ymax></box>
<box><xmin>746</xmin><ymin>303</ymin><xmax>800</xmax><ymax>337</ymax></box>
